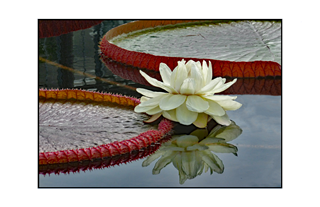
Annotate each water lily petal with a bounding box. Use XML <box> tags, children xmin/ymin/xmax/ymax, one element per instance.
<box><xmin>192</xmin><ymin>113</ymin><xmax>208</xmax><ymax>128</ymax></box>
<box><xmin>181</xmin><ymin>151</ymin><xmax>202</xmax><ymax>179</ymax></box>
<box><xmin>201</xmin><ymin>151</ymin><xmax>224</xmax><ymax>174</ymax></box>
<box><xmin>170</xmin><ymin>61</ymin><xmax>188</xmax><ymax>92</ymax></box>
<box><xmin>152</xmin><ymin>151</ymin><xmax>177</xmax><ymax>175</ymax></box>
<box><xmin>140</xmin><ymin>96</ymin><xmax>149</xmax><ymax>103</ymax></box>
<box><xmin>207</xmin><ymin>124</ymin><xmax>223</xmax><ymax>138</ymax></box>
<box><xmin>203</xmin><ymin>95</ymin><xmax>237</xmax><ymax>101</ymax></box>
<box><xmin>143</xmin><ymin>113</ymin><xmax>162</xmax><ymax>123</ymax></box>
<box><xmin>159</xmin><ymin>63</ymin><xmax>172</xmax><ymax>85</ymax></box>
<box><xmin>196</xmin><ymin>153</ymin><xmax>205</xmax><ymax>176</ymax></box>
<box><xmin>186</xmin><ymin>144</ymin><xmax>209</xmax><ymax>151</ymax></box>
<box><xmin>207</xmin><ymin>61</ymin><xmax>213</xmax><ymax>85</ymax></box>
<box><xmin>204</xmin><ymin>163</ymin><xmax>209</xmax><ymax>173</ymax></box>
<box><xmin>159</xmin><ymin>94</ymin><xmax>186</xmax><ymax>110</ymax></box>
<box><xmin>209</xmin><ymin>78</ymin><xmax>226</xmax><ymax>93</ymax></box>
<box><xmin>140</xmin><ymin>70</ymin><xmax>176</xmax><ymax>93</ymax></box>
<box><xmin>215</xmin><ymin>121</ymin><xmax>242</xmax><ymax>142</ymax></box>
<box><xmin>199</xmin><ymin>137</ymin><xmax>225</xmax><ymax>145</ymax></box>
<box><xmin>204</xmin><ymin>95</ymin><xmax>241</xmax><ymax>114</ymax></box>
<box><xmin>134</xmin><ymin>104</ymin><xmax>158</xmax><ymax>113</ymax></box>
<box><xmin>205</xmin><ymin>99</ymin><xmax>226</xmax><ymax>116</ymax></box>
<box><xmin>207</xmin><ymin>143</ymin><xmax>238</xmax><ymax>154</ymax></box>
<box><xmin>201</xmin><ymin>60</ymin><xmax>212</xmax><ymax>86</ymax></box>
<box><xmin>212</xmin><ymin>113</ymin><xmax>231</xmax><ymax>126</ymax></box>
<box><xmin>197</xmin><ymin>77</ymin><xmax>223</xmax><ymax>95</ymax></box>
<box><xmin>136</xmin><ymin>88</ymin><xmax>166</xmax><ymax>98</ymax></box>
<box><xmin>189</xmin><ymin>62</ymin><xmax>203</xmax><ymax>93</ymax></box>
<box><xmin>134</xmin><ymin>94</ymin><xmax>166</xmax><ymax>113</ymax></box>
<box><xmin>180</xmin><ymin>78</ymin><xmax>195</xmax><ymax>95</ymax></box>
<box><xmin>176</xmin><ymin>135</ymin><xmax>199</xmax><ymax>148</ymax></box>
<box><xmin>195</xmin><ymin>61</ymin><xmax>202</xmax><ymax>70</ymax></box>
<box><xmin>172</xmin><ymin>153</ymin><xmax>182</xmax><ymax>170</ymax></box>
<box><xmin>138</xmin><ymin>94</ymin><xmax>164</xmax><ymax>107</ymax></box>
<box><xmin>145</xmin><ymin>106</ymin><xmax>163</xmax><ymax>115</ymax></box>
<box><xmin>172</xmin><ymin>154</ymin><xmax>188</xmax><ymax>184</ymax></box>
<box><xmin>215</xmin><ymin>99</ymin><xmax>242</xmax><ymax>111</ymax></box>
<box><xmin>190</xmin><ymin>128</ymin><xmax>209</xmax><ymax>140</ymax></box>
<box><xmin>142</xmin><ymin>150</ymin><xmax>166</xmax><ymax>167</ymax></box>
<box><xmin>185</xmin><ymin>60</ymin><xmax>195</xmax><ymax>74</ymax></box>
<box><xmin>211</xmin><ymin>78</ymin><xmax>237</xmax><ymax>94</ymax></box>
<box><xmin>162</xmin><ymin>109</ymin><xmax>179</xmax><ymax>122</ymax></box>
<box><xmin>176</xmin><ymin>102</ymin><xmax>198</xmax><ymax>125</ymax></box>
<box><xmin>186</xmin><ymin>95</ymin><xmax>209</xmax><ymax>112</ymax></box>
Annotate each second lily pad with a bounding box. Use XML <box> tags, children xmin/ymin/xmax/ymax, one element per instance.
<box><xmin>111</xmin><ymin>20</ymin><xmax>281</xmax><ymax>64</ymax></box>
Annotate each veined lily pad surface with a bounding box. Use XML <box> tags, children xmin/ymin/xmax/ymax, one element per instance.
<box><xmin>111</xmin><ymin>21</ymin><xmax>281</xmax><ymax>64</ymax></box>
<box><xmin>39</xmin><ymin>99</ymin><xmax>157</xmax><ymax>152</ymax></box>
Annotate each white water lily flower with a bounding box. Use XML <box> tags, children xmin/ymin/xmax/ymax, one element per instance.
<box><xmin>134</xmin><ymin>59</ymin><xmax>242</xmax><ymax>127</ymax></box>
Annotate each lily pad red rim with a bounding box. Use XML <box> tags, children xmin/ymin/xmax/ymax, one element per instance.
<box><xmin>39</xmin><ymin>89</ymin><xmax>174</xmax><ymax>165</ymax></box>
<box><xmin>99</xmin><ymin>20</ymin><xmax>281</xmax><ymax>78</ymax></box>
<box><xmin>101</xmin><ymin>55</ymin><xmax>281</xmax><ymax>96</ymax></box>
<box><xmin>39</xmin><ymin>138</ymin><xmax>171</xmax><ymax>176</ymax></box>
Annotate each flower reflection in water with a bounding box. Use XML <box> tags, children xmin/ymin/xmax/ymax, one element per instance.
<box><xmin>142</xmin><ymin>121</ymin><xmax>242</xmax><ymax>184</ymax></box>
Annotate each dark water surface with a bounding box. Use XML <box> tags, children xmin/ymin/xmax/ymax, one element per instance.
<box><xmin>38</xmin><ymin>20</ymin><xmax>281</xmax><ymax>187</ymax></box>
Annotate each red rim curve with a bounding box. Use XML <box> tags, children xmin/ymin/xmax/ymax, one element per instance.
<box><xmin>101</xmin><ymin>55</ymin><xmax>281</xmax><ymax>96</ymax></box>
<box><xmin>39</xmin><ymin>134</ymin><xmax>173</xmax><ymax>175</ymax></box>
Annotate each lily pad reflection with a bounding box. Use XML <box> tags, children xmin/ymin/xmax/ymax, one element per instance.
<box><xmin>142</xmin><ymin>121</ymin><xmax>242</xmax><ymax>184</ymax></box>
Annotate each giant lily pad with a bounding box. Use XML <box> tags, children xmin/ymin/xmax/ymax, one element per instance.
<box><xmin>100</xmin><ymin>20</ymin><xmax>281</xmax><ymax>78</ymax></box>
<box><xmin>39</xmin><ymin>89</ymin><xmax>174</xmax><ymax>165</ymax></box>
<box><xmin>111</xmin><ymin>20</ymin><xmax>281</xmax><ymax>64</ymax></box>
<box><xmin>39</xmin><ymin>99</ymin><xmax>156</xmax><ymax>152</ymax></box>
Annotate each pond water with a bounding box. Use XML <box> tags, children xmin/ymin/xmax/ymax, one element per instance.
<box><xmin>38</xmin><ymin>20</ymin><xmax>282</xmax><ymax>187</ymax></box>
